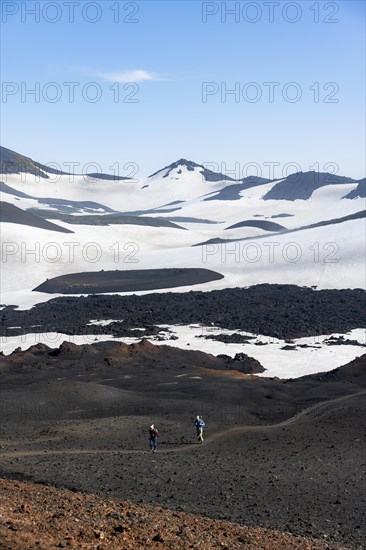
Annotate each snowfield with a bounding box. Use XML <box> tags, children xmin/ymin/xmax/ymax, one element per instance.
<box><xmin>1</xmin><ymin>165</ymin><xmax>365</xmax><ymax>310</ymax></box>
<box><xmin>1</xmin><ymin>160</ymin><xmax>365</xmax><ymax>377</ymax></box>
<box><xmin>1</xmin><ymin>326</ymin><xmax>364</xmax><ymax>380</ymax></box>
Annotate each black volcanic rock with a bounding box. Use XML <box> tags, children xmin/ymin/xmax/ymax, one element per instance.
<box><xmin>48</xmin><ymin>341</ymin><xmax>82</xmax><ymax>356</ymax></box>
<box><xmin>197</xmin><ymin>333</ymin><xmax>255</xmax><ymax>344</ymax></box>
<box><xmin>323</xmin><ymin>335</ymin><xmax>366</xmax><ymax>347</ymax></box>
<box><xmin>263</xmin><ymin>171</ymin><xmax>359</xmax><ymax>201</ymax></box>
<box><xmin>33</xmin><ymin>268</ymin><xmax>224</xmax><ymax>295</ymax></box>
<box><xmin>2</xmin><ymin>285</ymin><xmax>365</xmax><ymax>341</ymax></box>
<box><xmin>232</xmin><ymin>352</ymin><xmax>265</xmax><ymax>374</ymax></box>
<box><xmin>211</xmin><ymin>352</ymin><xmax>265</xmax><ymax>374</ymax></box>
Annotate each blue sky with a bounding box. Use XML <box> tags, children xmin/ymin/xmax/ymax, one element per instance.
<box><xmin>1</xmin><ymin>0</ymin><xmax>365</xmax><ymax>179</ymax></box>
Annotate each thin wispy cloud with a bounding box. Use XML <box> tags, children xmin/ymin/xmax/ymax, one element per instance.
<box><xmin>99</xmin><ymin>70</ymin><xmax>161</xmax><ymax>83</ymax></box>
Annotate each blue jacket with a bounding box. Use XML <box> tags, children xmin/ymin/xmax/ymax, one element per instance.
<box><xmin>194</xmin><ymin>419</ymin><xmax>205</xmax><ymax>430</ymax></box>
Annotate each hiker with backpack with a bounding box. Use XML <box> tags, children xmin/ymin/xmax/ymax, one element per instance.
<box><xmin>194</xmin><ymin>415</ymin><xmax>205</xmax><ymax>444</ymax></box>
<box><xmin>149</xmin><ymin>424</ymin><xmax>159</xmax><ymax>452</ymax></box>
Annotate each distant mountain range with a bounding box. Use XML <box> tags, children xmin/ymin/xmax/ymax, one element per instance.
<box><xmin>0</xmin><ymin>146</ymin><xmax>130</xmax><ymax>181</ymax></box>
<box><xmin>1</xmin><ymin>145</ymin><xmax>365</xmax><ymax>307</ymax></box>
<box><xmin>1</xmin><ymin>146</ymin><xmax>364</xmax><ymax>200</ymax></box>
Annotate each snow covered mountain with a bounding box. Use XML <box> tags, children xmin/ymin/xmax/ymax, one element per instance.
<box><xmin>0</xmin><ymin>146</ymin><xmax>365</xmax><ymax>310</ymax></box>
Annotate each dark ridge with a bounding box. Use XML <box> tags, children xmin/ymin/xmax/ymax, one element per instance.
<box><xmin>0</xmin><ymin>201</ymin><xmax>74</xmax><ymax>234</ymax></box>
<box><xmin>225</xmin><ymin>219</ymin><xmax>286</xmax><ymax>231</ymax></box>
<box><xmin>117</xmin><ymin>200</ymin><xmax>185</xmax><ymax>217</ymax></box>
<box><xmin>0</xmin><ymin>182</ymin><xmax>117</xmax><ymax>214</ymax></box>
<box><xmin>163</xmin><ymin>217</ymin><xmax>219</xmax><ymax>224</ymax></box>
<box><xmin>0</xmin><ymin>146</ymin><xmax>50</xmax><ymax>178</ymax></box>
<box><xmin>148</xmin><ymin>159</ymin><xmax>202</xmax><ymax>178</ymax></box>
<box><xmin>203</xmin><ymin>178</ymin><xmax>271</xmax><ymax>202</ymax></box>
<box><xmin>161</xmin><ymin>200</ymin><xmax>185</xmax><ymax>206</ymax></box>
<box><xmin>34</xmin><ymin>164</ymin><xmax>130</xmax><ymax>181</ymax></box>
<box><xmin>201</xmin><ymin>168</ymin><xmax>237</xmax><ymax>182</ymax></box>
<box><xmin>1</xmin><ymin>284</ymin><xmax>365</xmax><ymax>340</ymax></box>
<box><xmin>0</xmin><ymin>339</ymin><xmax>265</xmax><ymax>376</ymax></box>
<box><xmin>297</xmin><ymin>353</ymin><xmax>366</xmax><ymax>383</ymax></box>
<box><xmin>117</xmin><ymin>206</ymin><xmax>182</xmax><ymax>216</ymax></box>
<box><xmin>241</xmin><ymin>175</ymin><xmax>272</xmax><ymax>185</ymax></box>
<box><xmin>32</xmin><ymin>268</ymin><xmax>224</xmax><ymax>295</ymax></box>
<box><xmin>344</xmin><ymin>178</ymin><xmax>366</xmax><ymax>199</ymax></box>
<box><xmin>0</xmin><ymin>146</ymin><xmax>131</xmax><ymax>181</ymax></box>
<box><xmin>33</xmin><ymin>161</ymin><xmax>70</xmax><ymax>176</ymax></box>
<box><xmin>0</xmin><ymin>181</ymin><xmax>35</xmax><ymax>199</ymax></box>
<box><xmin>86</xmin><ymin>173</ymin><xmax>133</xmax><ymax>181</ymax></box>
<box><xmin>26</xmin><ymin>209</ymin><xmax>185</xmax><ymax>229</ymax></box>
<box><xmin>263</xmin><ymin>171</ymin><xmax>359</xmax><ymax>201</ymax></box>
<box><xmin>194</xmin><ymin>210</ymin><xmax>366</xmax><ymax>247</ymax></box>
<box><xmin>33</xmin><ymin>165</ymin><xmax>131</xmax><ymax>181</ymax></box>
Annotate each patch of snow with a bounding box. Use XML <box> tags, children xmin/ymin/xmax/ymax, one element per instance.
<box><xmin>87</xmin><ymin>319</ymin><xmax>122</xmax><ymax>326</ymax></box>
<box><xmin>1</xmin><ymin>327</ymin><xmax>364</xmax><ymax>380</ymax></box>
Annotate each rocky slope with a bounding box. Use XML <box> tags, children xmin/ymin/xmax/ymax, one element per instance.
<box><xmin>0</xmin><ymin>478</ymin><xmax>343</xmax><ymax>549</ymax></box>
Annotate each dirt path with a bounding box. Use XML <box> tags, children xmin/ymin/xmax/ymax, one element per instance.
<box><xmin>1</xmin><ymin>390</ymin><xmax>365</xmax><ymax>459</ymax></box>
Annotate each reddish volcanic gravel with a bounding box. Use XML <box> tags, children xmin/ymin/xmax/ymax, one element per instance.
<box><xmin>1</xmin><ymin>345</ymin><xmax>365</xmax><ymax>548</ymax></box>
<box><xmin>0</xmin><ymin>478</ymin><xmax>343</xmax><ymax>550</ymax></box>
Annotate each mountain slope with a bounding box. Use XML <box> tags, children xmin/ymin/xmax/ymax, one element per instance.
<box><xmin>148</xmin><ymin>158</ymin><xmax>237</xmax><ymax>182</ymax></box>
<box><xmin>0</xmin><ymin>147</ymin><xmax>365</xmax><ymax>308</ymax></box>
<box><xmin>344</xmin><ymin>178</ymin><xmax>366</xmax><ymax>199</ymax></box>
<box><xmin>1</xmin><ymin>478</ymin><xmax>339</xmax><ymax>550</ymax></box>
<box><xmin>0</xmin><ymin>146</ymin><xmax>51</xmax><ymax>178</ymax></box>
<box><xmin>263</xmin><ymin>171</ymin><xmax>359</xmax><ymax>201</ymax></box>
<box><xmin>0</xmin><ymin>146</ymin><xmax>131</xmax><ymax>181</ymax></box>
<box><xmin>0</xmin><ymin>201</ymin><xmax>74</xmax><ymax>233</ymax></box>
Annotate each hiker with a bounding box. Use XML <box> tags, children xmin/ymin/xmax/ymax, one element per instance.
<box><xmin>194</xmin><ymin>415</ymin><xmax>205</xmax><ymax>443</ymax></box>
<box><xmin>149</xmin><ymin>424</ymin><xmax>159</xmax><ymax>452</ymax></box>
